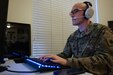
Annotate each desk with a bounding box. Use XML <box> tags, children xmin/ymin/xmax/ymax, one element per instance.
<box><xmin>0</xmin><ymin>60</ymin><xmax>92</xmax><ymax>75</ymax></box>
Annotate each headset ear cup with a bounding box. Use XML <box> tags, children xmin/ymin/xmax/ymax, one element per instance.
<box><xmin>84</xmin><ymin>7</ymin><xmax>94</xmax><ymax>19</ymax></box>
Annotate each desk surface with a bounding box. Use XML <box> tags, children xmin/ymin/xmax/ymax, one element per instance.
<box><xmin>0</xmin><ymin>60</ymin><xmax>92</xmax><ymax>75</ymax></box>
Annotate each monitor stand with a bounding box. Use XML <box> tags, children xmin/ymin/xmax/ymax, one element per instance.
<box><xmin>0</xmin><ymin>66</ymin><xmax>7</xmax><ymax>72</ymax></box>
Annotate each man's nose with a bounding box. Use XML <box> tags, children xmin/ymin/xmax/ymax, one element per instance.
<box><xmin>69</xmin><ymin>12</ymin><xmax>73</xmax><ymax>16</ymax></box>
<box><xmin>70</xmin><ymin>15</ymin><xmax>75</xmax><ymax>19</ymax></box>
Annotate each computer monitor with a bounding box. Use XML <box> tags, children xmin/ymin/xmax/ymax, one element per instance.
<box><xmin>0</xmin><ymin>5</ymin><xmax>7</xmax><ymax>72</ymax></box>
<box><xmin>0</xmin><ymin>22</ymin><xmax>6</xmax><ymax>64</ymax></box>
<box><xmin>0</xmin><ymin>0</ymin><xmax>9</xmax><ymax>72</ymax></box>
<box><xmin>5</xmin><ymin>22</ymin><xmax>31</xmax><ymax>59</ymax></box>
<box><xmin>108</xmin><ymin>21</ymin><xmax>113</xmax><ymax>31</ymax></box>
<box><xmin>0</xmin><ymin>0</ymin><xmax>8</xmax><ymax>64</ymax></box>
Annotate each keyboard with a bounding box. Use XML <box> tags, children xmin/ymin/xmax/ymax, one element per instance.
<box><xmin>24</xmin><ymin>57</ymin><xmax>70</xmax><ymax>72</ymax></box>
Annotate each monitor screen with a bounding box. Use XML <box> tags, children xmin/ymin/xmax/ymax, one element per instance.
<box><xmin>0</xmin><ymin>19</ymin><xmax>7</xmax><ymax>72</ymax></box>
<box><xmin>0</xmin><ymin>21</ymin><xmax>6</xmax><ymax>64</ymax></box>
<box><xmin>0</xmin><ymin>1</ymin><xmax>8</xmax><ymax>63</ymax></box>
<box><xmin>0</xmin><ymin>0</ymin><xmax>9</xmax><ymax>72</ymax></box>
<box><xmin>108</xmin><ymin>21</ymin><xmax>113</xmax><ymax>31</ymax></box>
<box><xmin>5</xmin><ymin>22</ymin><xmax>31</xmax><ymax>59</ymax></box>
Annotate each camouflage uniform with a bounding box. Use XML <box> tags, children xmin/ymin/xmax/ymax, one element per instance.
<box><xmin>57</xmin><ymin>23</ymin><xmax>113</xmax><ymax>75</ymax></box>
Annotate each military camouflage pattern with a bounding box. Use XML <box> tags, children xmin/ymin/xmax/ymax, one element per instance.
<box><xmin>57</xmin><ymin>23</ymin><xmax>113</xmax><ymax>75</ymax></box>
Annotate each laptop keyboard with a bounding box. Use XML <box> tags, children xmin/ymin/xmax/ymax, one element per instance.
<box><xmin>24</xmin><ymin>57</ymin><xmax>69</xmax><ymax>72</ymax></box>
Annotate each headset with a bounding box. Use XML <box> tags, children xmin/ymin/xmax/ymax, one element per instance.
<box><xmin>83</xmin><ymin>1</ymin><xmax>94</xmax><ymax>19</ymax></box>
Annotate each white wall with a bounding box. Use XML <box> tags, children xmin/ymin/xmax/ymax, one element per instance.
<box><xmin>98</xmin><ymin>0</ymin><xmax>113</xmax><ymax>25</ymax></box>
<box><xmin>7</xmin><ymin>0</ymin><xmax>32</xmax><ymax>24</ymax></box>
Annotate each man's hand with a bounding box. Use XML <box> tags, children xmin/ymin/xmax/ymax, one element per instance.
<box><xmin>39</xmin><ymin>54</ymin><xmax>68</xmax><ymax>66</ymax></box>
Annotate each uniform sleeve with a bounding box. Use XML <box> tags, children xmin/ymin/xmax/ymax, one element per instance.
<box><xmin>57</xmin><ymin>34</ymin><xmax>73</xmax><ymax>59</ymax></box>
<box><xmin>66</xmin><ymin>28</ymin><xmax>113</xmax><ymax>75</ymax></box>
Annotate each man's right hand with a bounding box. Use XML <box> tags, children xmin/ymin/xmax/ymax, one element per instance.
<box><xmin>39</xmin><ymin>54</ymin><xmax>68</xmax><ymax>66</ymax></box>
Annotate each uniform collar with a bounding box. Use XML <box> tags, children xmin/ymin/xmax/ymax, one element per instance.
<box><xmin>76</xmin><ymin>22</ymin><xmax>95</xmax><ymax>38</ymax></box>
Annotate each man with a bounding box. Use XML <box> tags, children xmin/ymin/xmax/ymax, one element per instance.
<box><xmin>40</xmin><ymin>1</ymin><xmax>113</xmax><ymax>75</ymax></box>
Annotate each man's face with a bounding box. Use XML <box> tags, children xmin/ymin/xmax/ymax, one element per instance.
<box><xmin>70</xmin><ymin>3</ymin><xmax>86</xmax><ymax>26</ymax></box>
